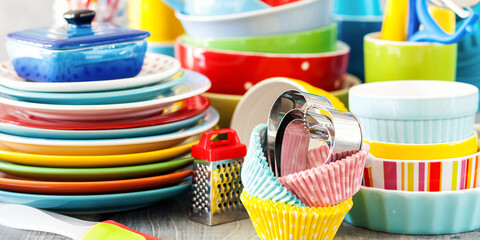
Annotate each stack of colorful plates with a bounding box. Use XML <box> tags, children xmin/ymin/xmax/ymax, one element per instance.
<box><xmin>0</xmin><ymin>53</ymin><xmax>219</xmax><ymax>213</ymax></box>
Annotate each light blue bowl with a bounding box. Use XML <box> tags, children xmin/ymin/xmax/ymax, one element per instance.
<box><xmin>0</xmin><ymin>72</ymin><xmax>186</xmax><ymax>105</ymax></box>
<box><xmin>175</xmin><ymin>0</ymin><xmax>333</xmax><ymax>38</ymax></box>
<box><xmin>241</xmin><ymin>124</ymin><xmax>303</xmax><ymax>206</ymax></box>
<box><xmin>349</xmin><ymin>81</ymin><xmax>478</xmax><ymax>144</ymax></box>
<box><xmin>345</xmin><ymin>186</ymin><xmax>480</xmax><ymax>234</ymax></box>
<box><xmin>162</xmin><ymin>0</ymin><xmax>268</xmax><ymax>16</ymax></box>
<box><xmin>334</xmin><ymin>0</ymin><xmax>384</xmax><ymax>17</ymax></box>
<box><xmin>0</xmin><ymin>112</ymin><xmax>204</xmax><ymax>140</ymax></box>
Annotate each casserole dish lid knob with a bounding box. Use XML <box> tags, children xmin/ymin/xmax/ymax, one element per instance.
<box><xmin>63</xmin><ymin>9</ymin><xmax>96</xmax><ymax>26</ymax></box>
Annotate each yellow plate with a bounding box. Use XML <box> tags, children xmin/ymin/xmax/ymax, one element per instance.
<box><xmin>367</xmin><ymin>132</ymin><xmax>479</xmax><ymax>160</ymax></box>
<box><xmin>0</xmin><ymin>136</ymin><xmax>198</xmax><ymax>168</ymax></box>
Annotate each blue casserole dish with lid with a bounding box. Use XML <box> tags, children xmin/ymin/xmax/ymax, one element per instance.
<box><xmin>6</xmin><ymin>9</ymin><xmax>151</xmax><ymax>83</ymax></box>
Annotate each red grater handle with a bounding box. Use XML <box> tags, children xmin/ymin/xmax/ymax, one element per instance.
<box><xmin>197</xmin><ymin>128</ymin><xmax>241</xmax><ymax>150</ymax></box>
<box><xmin>192</xmin><ymin>129</ymin><xmax>246</xmax><ymax>162</ymax></box>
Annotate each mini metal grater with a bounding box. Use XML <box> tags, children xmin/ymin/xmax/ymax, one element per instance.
<box><xmin>190</xmin><ymin>129</ymin><xmax>248</xmax><ymax>226</ymax></box>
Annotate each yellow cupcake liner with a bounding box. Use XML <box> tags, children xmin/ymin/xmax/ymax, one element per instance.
<box><xmin>241</xmin><ymin>190</ymin><xmax>352</xmax><ymax>240</ymax></box>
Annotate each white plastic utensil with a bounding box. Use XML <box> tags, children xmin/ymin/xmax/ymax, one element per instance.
<box><xmin>0</xmin><ymin>203</ymin><xmax>161</xmax><ymax>240</ymax></box>
<box><xmin>0</xmin><ymin>203</ymin><xmax>95</xmax><ymax>240</ymax></box>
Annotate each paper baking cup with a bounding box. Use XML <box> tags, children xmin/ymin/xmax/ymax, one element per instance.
<box><xmin>241</xmin><ymin>124</ymin><xmax>303</xmax><ymax>206</ymax></box>
<box><xmin>241</xmin><ymin>190</ymin><xmax>352</xmax><ymax>240</ymax></box>
<box><xmin>366</xmin><ymin>131</ymin><xmax>478</xmax><ymax>160</ymax></box>
<box><xmin>345</xmin><ymin>186</ymin><xmax>480</xmax><ymax>234</ymax></box>
<box><xmin>279</xmin><ymin>144</ymin><xmax>369</xmax><ymax>207</ymax></box>
<box><xmin>280</xmin><ymin>120</ymin><xmax>310</xmax><ymax>176</ymax></box>
<box><xmin>363</xmin><ymin>151</ymin><xmax>480</xmax><ymax>192</ymax></box>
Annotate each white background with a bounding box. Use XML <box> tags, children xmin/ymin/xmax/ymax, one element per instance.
<box><xmin>0</xmin><ymin>0</ymin><xmax>54</xmax><ymax>61</ymax></box>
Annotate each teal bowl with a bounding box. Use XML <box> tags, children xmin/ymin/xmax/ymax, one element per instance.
<box><xmin>345</xmin><ymin>186</ymin><xmax>480</xmax><ymax>234</ymax></box>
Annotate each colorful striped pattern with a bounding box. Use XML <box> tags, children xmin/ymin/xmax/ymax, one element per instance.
<box><xmin>363</xmin><ymin>154</ymin><xmax>480</xmax><ymax>191</ymax></box>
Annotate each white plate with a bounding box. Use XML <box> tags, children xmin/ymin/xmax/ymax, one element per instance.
<box><xmin>0</xmin><ymin>53</ymin><xmax>181</xmax><ymax>93</ymax></box>
<box><xmin>0</xmin><ymin>70</ymin><xmax>211</xmax><ymax>122</ymax></box>
<box><xmin>0</xmin><ymin>107</ymin><xmax>219</xmax><ymax>156</ymax></box>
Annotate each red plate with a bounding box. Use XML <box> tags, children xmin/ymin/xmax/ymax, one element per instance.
<box><xmin>0</xmin><ymin>169</ymin><xmax>192</xmax><ymax>195</ymax></box>
<box><xmin>0</xmin><ymin>95</ymin><xmax>210</xmax><ymax>130</ymax></box>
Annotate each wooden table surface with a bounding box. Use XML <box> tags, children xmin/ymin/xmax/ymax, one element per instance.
<box><xmin>1</xmin><ymin>190</ymin><xmax>480</xmax><ymax>240</ymax></box>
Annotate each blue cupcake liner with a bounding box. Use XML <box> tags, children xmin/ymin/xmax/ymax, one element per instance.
<box><xmin>241</xmin><ymin>124</ymin><xmax>303</xmax><ymax>206</ymax></box>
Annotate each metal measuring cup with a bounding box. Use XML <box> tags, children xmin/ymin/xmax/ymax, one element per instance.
<box><xmin>268</xmin><ymin>91</ymin><xmax>364</xmax><ymax>177</ymax></box>
<box><xmin>267</xmin><ymin>90</ymin><xmax>334</xmax><ymax>176</ymax></box>
<box><xmin>275</xmin><ymin>109</ymin><xmax>334</xmax><ymax>177</ymax></box>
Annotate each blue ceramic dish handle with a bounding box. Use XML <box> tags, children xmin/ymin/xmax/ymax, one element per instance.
<box><xmin>408</xmin><ymin>0</ymin><xmax>479</xmax><ymax>44</ymax></box>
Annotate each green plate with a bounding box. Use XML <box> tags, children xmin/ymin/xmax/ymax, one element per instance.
<box><xmin>0</xmin><ymin>157</ymin><xmax>193</xmax><ymax>181</ymax></box>
<box><xmin>182</xmin><ymin>24</ymin><xmax>337</xmax><ymax>54</ymax></box>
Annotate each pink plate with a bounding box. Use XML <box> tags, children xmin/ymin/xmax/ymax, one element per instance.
<box><xmin>0</xmin><ymin>96</ymin><xmax>209</xmax><ymax>130</ymax></box>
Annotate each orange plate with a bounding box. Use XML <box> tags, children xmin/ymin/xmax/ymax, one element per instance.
<box><xmin>0</xmin><ymin>169</ymin><xmax>192</xmax><ymax>195</ymax></box>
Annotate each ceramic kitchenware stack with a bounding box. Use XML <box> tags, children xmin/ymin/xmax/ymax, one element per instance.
<box><xmin>347</xmin><ymin>80</ymin><xmax>480</xmax><ymax>234</ymax></box>
<box><xmin>162</xmin><ymin>0</ymin><xmax>355</xmax><ymax>128</ymax></box>
<box><xmin>0</xmin><ymin>9</ymin><xmax>218</xmax><ymax>213</ymax></box>
<box><xmin>239</xmin><ymin>90</ymin><xmax>369</xmax><ymax>240</ymax></box>
<box><xmin>333</xmin><ymin>0</ymin><xmax>384</xmax><ymax>81</ymax></box>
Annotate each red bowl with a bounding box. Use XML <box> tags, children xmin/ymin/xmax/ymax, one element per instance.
<box><xmin>175</xmin><ymin>37</ymin><xmax>349</xmax><ymax>95</ymax></box>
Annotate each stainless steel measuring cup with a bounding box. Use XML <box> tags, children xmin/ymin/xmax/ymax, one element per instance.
<box><xmin>268</xmin><ymin>90</ymin><xmax>363</xmax><ymax>177</ymax></box>
<box><xmin>267</xmin><ymin>90</ymin><xmax>334</xmax><ymax>174</ymax></box>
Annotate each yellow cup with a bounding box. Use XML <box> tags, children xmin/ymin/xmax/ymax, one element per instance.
<box><xmin>128</xmin><ymin>0</ymin><xmax>185</xmax><ymax>42</ymax></box>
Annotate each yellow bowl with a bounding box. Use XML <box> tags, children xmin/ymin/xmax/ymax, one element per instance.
<box><xmin>241</xmin><ymin>190</ymin><xmax>352</xmax><ymax>240</ymax></box>
<box><xmin>367</xmin><ymin>132</ymin><xmax>478</xmax><ymax>160</ymax></box>
<box><xmin>202</xmin><ymin>92</ymin><xmax>241</xmax><ymax>129</ymax></box>
<box><xmin>206</xmin><ymin>74</ymin><xmax>360</xmax><ymax>132</ymax></box>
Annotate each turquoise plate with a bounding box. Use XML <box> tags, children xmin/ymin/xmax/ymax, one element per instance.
<box><xmin>0</xmin><ymin>182</ymin><xmax>191</xmax><ymax>213</ymax></box>
<box><xmin>0</xmin><ymin>71</ymin><xmax>186</xmax><ymax>105</ymax></box>
<box><xmin>0</xmin><ymin>112</ymin><xmax>204</xmax><ymax>140</ymax></box>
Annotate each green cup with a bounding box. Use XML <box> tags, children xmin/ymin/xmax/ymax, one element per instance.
<box><xmin>364</xmin><ymin>32</ymin><xmax>457</xmax><ymax>83</ymax></box>
<box><xmin>182</xmin><ymin>23</ymin><xmax>337</xmax><ymax>54</ymax></box>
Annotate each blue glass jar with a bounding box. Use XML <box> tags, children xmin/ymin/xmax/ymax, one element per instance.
<box><xmin>6</xmin><ymin>9</ymin><xmax>150</xmax><ymax>83</ymax></box>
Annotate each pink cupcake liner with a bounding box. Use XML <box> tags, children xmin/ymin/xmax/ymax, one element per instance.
<box><xmin>279</xmin><ymin>144</ymin><xmax>369</xmax><ymax>207</ymax></box>
<box><xmin>307</xmin><ymin>143</ymin><xmax>330</xmax><ymax>169</ymax></box>
<box><xmin>280</xmin><ymin>122</ymin><xmax>310</xmax><ymax>176</ymax></box>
